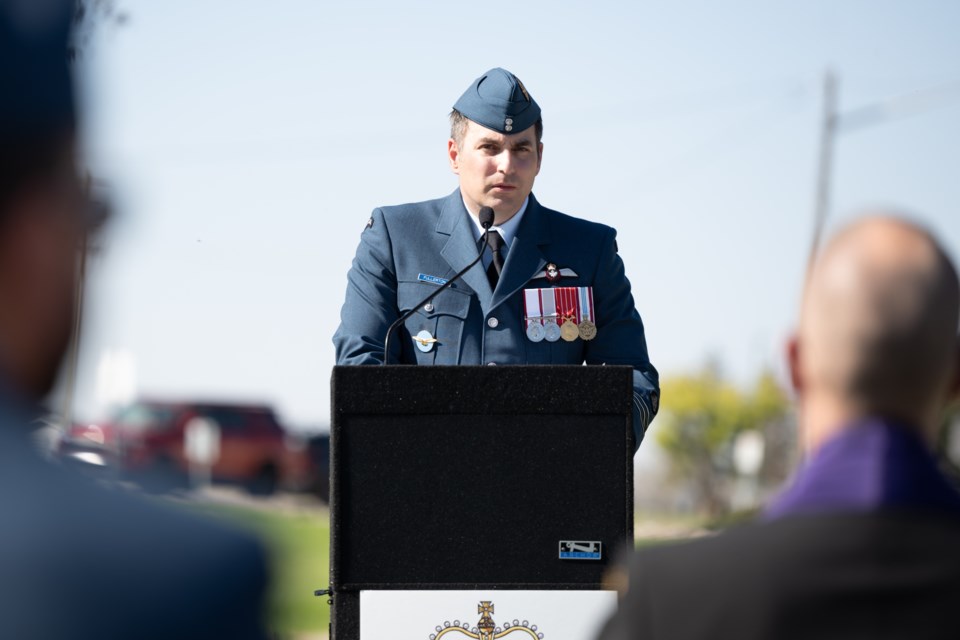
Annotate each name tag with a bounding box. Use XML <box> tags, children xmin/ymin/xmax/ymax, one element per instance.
<box><xmin>418</xmin><ymin>273</ymin><xmax>449</xmax><ymax>286</ymax></box>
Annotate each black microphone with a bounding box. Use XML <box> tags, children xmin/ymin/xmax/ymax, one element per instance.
<box><xmin>382</xmin><ymin>206</ymin><xmax>495</xmax><ymax>365</ymax></box>
<box><xmin>478</xmin><ymin>206</ymin><xmax>496</xmax><ymax>229</ymax></box>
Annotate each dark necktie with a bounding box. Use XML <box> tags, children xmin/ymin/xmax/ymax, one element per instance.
<box><xmin>486</xmin><ymin>230</ymin><xmax>505</xmax><ymax>289</ymax></box>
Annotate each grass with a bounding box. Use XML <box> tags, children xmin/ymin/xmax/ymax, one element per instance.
<box><xmin>184</xmin><ymin>502</ymin><xmax>331</xmax><ymax>637</ymax></box>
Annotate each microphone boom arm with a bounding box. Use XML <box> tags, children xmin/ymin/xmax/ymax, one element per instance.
<box><xmin>382</xmin><ymin>211</ymin><xmax>494</xmax><ymax>365</ymax></box>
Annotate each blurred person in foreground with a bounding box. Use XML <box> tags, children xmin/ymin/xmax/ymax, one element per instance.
<box><xmin>598</xmin><ymin>215</ymin><xmax>960</xmax><ymax>640</ymax></box>
<box><xmin>0</xmin><ymin>1</ymin><xmax>267</xmax><ymax>638</ymax></box>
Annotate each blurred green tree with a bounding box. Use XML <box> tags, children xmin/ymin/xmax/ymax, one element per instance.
<box><xmin>937</xmin><ymin>406</ymin><xmax>960</xmax><ymax>489</ymax></box>
<box><xmin>655</xmin><ymin>367</ymin><xmax>792</xmax><ymax>517</ymax></box>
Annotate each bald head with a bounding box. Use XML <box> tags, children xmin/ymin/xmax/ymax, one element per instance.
<box><xmin>793</xmin><ymin>215</ymin><xmax>960</xmax><ymax>447</ymax></box>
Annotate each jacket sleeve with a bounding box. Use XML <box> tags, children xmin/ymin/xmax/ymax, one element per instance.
<box><xmin>332</xmin><ymin>208</ymin><xmax>402</xmax><ymax>365</ymax></box>
<box><xmin>583</xmin><ymin>226</ymin><xmax>660</xmax><ymax>449</ymax></box>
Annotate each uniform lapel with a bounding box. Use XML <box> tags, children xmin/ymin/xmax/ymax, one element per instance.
<box><xmin>490</xmin><ymin>193</ymin><xmax>551</xmax><ymax>312</ymax></box>
<box><xmin>437</xmin><ymin>190</ymin><xmax>494</xmax><ymax>312</ymax></box>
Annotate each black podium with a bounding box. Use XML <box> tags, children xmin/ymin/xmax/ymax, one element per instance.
<box><xmin>328</xmin><ymin>365</ymin><xmax>635</xmax><ymax>640</ymax></box>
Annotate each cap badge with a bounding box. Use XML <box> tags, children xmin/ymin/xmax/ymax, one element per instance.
<box><xmin>516</xmin><ymin>78</ymin><xmax>531</xmax><ymax>101</ymax></box>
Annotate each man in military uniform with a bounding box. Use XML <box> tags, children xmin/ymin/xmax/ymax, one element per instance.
<box><xmin>334</xmin><ymin>68</ymin><xmax>659</xmax><ymax>445</ymax></box>
<box><xmin>0</xmin><ymin>2</ymin><xmax>267</xmax><ymax>637</ymax></box>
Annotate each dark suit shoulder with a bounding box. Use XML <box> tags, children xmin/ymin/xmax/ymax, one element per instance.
<box><xmin>0</xmin><ymin>443</ymin><xmax>268</xmax><ymax>639</ymax></box>
<box><xmin>615</xmin><ymin>512</ymin><xmax>960</xmax><ymax>640</ymax></box>
<box><xmin>636</xmin><ymin>511</ymin><xmax>960</xmax><ymax>584</ymax></box>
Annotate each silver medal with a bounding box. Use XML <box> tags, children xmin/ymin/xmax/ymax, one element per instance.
<box><xmin>544</xmin><ymin>319</ymin><xmax>562</xmax><ymax>342</ymax></box>
<box><xmin>526</xmin><ymin>322</ymin><xmax>546</xmax><ymax>342</ymax></box>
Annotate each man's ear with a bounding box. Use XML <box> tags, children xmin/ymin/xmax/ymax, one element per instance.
<box><xmin>787</xmin><ymin>334</ymin><xmax>803</xmax><ymax>396</ymax></box>
<box><xmin>536</xmin><ymin>142</ymin><xmax>544</xmax><ymax>173</ymax></box>
<box><xmin>447</xmin><ymin>138</ymin><xmax>460</xmax><ymax>174</ymax></box>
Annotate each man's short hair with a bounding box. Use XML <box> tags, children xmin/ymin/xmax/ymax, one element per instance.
<box><xmin>449</xmin><ymin>108</ymin><xmax>543</xmax><ymax>148</ymax></box>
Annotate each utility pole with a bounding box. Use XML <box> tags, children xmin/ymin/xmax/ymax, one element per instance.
<box><xmin>809</xmin><ymin>71</ymin><xmax>838</xmax><ymax>270</ymax></box>
<box><xmin>60</xmin><ymin>175</ymin><xmax>109</xmax><ymax>430</ymax></box>
<box><xmin>806</xmin><ymin>73</ymin><xmax>960</xmax><ymax>269</ymax></box>
<box><xmin>60</xmin><ymin>226</ymin><xmax>89</xmax><ymax>430</ymax></box>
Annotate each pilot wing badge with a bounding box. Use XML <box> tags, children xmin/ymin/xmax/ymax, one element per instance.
<box><xmin>414</xmin><ymin>330</ymin><xmax>437</xmax><ymax>353</ymax></box>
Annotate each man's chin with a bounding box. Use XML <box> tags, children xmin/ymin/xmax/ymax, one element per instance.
<box><xmin>485</xmin><ymin>194</ymin><xmax>528</xmax><ymax>217</ymax></box>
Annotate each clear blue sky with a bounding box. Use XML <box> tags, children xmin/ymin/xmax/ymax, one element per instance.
<box><xmin>73</xmin><ymin>0</ymin><xmax>960</xmax><ymax>429</ymax></box>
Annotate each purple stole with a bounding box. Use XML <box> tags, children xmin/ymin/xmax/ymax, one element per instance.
<box><xmin>765</xmin><ymin>418</ymin><xmax>960</xmax><ymax>520</ymax></box>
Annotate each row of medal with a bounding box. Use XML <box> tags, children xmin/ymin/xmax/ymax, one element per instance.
<box><xmin>523</xmin><ymin>286</ymin><xmax>597</xmax><ymax>343</ymax></box>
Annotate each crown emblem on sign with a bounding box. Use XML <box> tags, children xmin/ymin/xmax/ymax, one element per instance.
<box><xmin>428</xmin><ymin>601</ymin><xmax>544</xmax><ymax>640</ymax></box>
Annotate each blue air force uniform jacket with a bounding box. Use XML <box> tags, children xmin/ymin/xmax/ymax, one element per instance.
<box><xmin>333</xmin><ymin>190</ymin><xmax>659</xmax><ymax>445</ymax></box>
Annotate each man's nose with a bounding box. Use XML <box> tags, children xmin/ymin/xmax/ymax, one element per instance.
<box><xmin>497</xmin><ymin>150</ymin><xmax>515</xmax><ymax>174</ymax></box>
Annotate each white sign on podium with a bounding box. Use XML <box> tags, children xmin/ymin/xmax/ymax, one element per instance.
<box><xmin>360</xmin><ymin>590</ymin><xmax>617</xmax><ymax>640</ymax></box>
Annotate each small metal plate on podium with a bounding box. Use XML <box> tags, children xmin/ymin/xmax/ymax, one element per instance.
<box><xmin>559</xmin><ymin>541</ymin><xmax>602</xmax><ymax>560</ymax></box>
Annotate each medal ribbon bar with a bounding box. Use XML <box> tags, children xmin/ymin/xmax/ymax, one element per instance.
<box><xmin>558</xmin><ymin>287</ymin><xmax>579</xmax><ymax>323</ymax></box>
<box><xmin>541</xmin><ymin>287</ymin><xmax>556</xmax><ymax>323</ymax></box>
<box><xmin>523</xmin><ymin>288</ymin><xmax>543</xmax><ymax>329</ymax></box>
<box><xmin>541</xmin><ymin>288</ymin><xmax>561</xmax><ymax>342</ymax></box>
<box><xmin>523</xmin><ymin>288</ymin><xmax>547</xmax><ymax>342</ymax></box>
<box><xmin>578</xmin><ymin>287</ymin><xmax>594</xmax><ymax>324</ymax></box>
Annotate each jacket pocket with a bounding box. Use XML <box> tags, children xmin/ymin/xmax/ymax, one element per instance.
<box><xmin>397</xmin><ymin>281</ymin><xmax>472</xmax><ymax>365</ymax></box>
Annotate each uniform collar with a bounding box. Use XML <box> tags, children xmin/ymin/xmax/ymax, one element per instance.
<box><xmin>435</xmin><ymin>190</ymin><xmax>551</xmax><ymax>314</ymax></box>
<box><xmin>463</xmin><ymin>194</ymin><xmax>530</xmax><ymax>249</ymax></box>
<box><xmin>765</xmin><ymin>418</ymin><xmax>960</xmax><ymax>520</ymax></box>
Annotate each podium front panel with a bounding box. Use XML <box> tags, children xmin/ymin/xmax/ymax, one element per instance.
<box><xmin>329</xmin><ymin>365</ymin><xmax>634</xmax><ymax>638</ymax></box>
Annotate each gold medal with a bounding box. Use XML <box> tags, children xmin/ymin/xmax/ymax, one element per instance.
<box><xmin>560</xmin><ymin>319</ymin><xmax>579</xmax><ymax>342</ymax></box>
<box><xmin>578</xmin><ymin>319</ymin><xmax>597</xmax><ymax>341</ymax></box>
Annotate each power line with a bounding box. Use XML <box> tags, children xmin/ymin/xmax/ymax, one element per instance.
<box><xmin>807</xmin><ymin>74</ymin><xmax>960</xmax><ymax>267</ymax></box>
<box><xmin>838</xmin><ymin>79</ymin><xmax>960</xmax><ymax>133</ymax></box>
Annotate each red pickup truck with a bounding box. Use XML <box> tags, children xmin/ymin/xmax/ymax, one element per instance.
<box><xmin>59</xmin><ymin>400</ymin><xmax>311</xmax><ymax>494</ymax></box>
